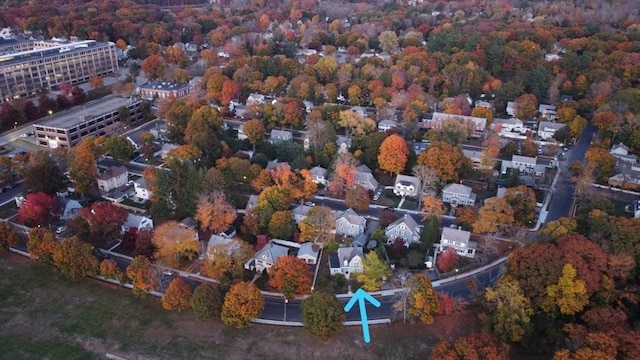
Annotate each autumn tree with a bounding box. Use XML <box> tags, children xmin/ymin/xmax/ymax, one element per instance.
<box><xmin>378</xmin><ymin>30</ymin><xmax>399</xmax><ymax>52</ymax></box>
<box><xmin>441</xmin><ymin>119</ymin><xmax>470</xmax><ymax>146</ymax></box>
<box><xmin>80</xmin><ymin>201</ymin><xmax>128</xmax><ymax>245</ymax></box>
<box><xmin>221</xmin><ymin>281</ymin><xmax>265</xmax><ymax>328</ymax></box>
<box><xmin>327</xmin><ymin>152</ymin><xmax>358</xmax><ymax>198</ymax></box>
<box><xmin>412</xmin><ymin>164</ymin><xmax>439</xmax><ymax>209</ymax></box>
<box><xmin>298</xmin><ymin>205</ymin><xmax>336</xmax><ymax>243</ymax></box>
<box><xmin>482</xmin><ymin>276</ymin><xmax>534</xmax><ymax>343</ymax></box>
<box><xmin>153</xmin><ymin>221</ymin><xmax>199</xmax><ymax>267</ymax></box>
<box><xmin>521</xmin><ymin>138</ymin><xmax>539</xmax><ymax>157</ymax></box>
<box><xmin>133</xmin><ymin>229</ymin><xmax>155</xmax><ymax>258</ymax></box>
<box><xmin>302</xmin><ymin>291</ymin><xmax>345</xmax><ymax>340</ymax></box>
<box><xmin>126</xmin><ymin>255</ymin><xmax>159</xmax><ymax>298</ymax></box>
<box><xmin>269</xmin><ymin>256</ymin><xmax>313</xmax><ymax>299</ymax></box>
<box><xmin>162</xmin><ymin>277</ymin><xmax>193</xmax><ymax>312</ymax></box>
<box><xmin>437</xmin><ymin>247</ymin><xmax>458</xmax><ymax>273</ymax></box>
<box><xmin>418</xmin><ymin>142</ymin><xmax>465</xmax><ymax>182</ymax></box>
<box><xmin>473</xmin><ymin>197</ymin><xmax>515</xmax><ymax>233</ymax></box>
<box><xmin>456</xmin><ymin>206</ymin><xmax>479</xmax><ymax>230</ymax></box>
<box><xmin>338</xmin><ymin>109</ymin><xmax>376</xmax><ymax>139</ymax></box>
<box><xmin>243</xmin><ymin>119</ymin><xmax>266</xmax><ymax>152</ymax></box>
<box><xmin>355</xmin><ymin>252</ymin><xmax>392</xmax><ymax>292</ymax></box>
<box><xmin>139</xmin><ymin>131</ymin><xmax>157</xmax><ymax>161</ymax></box>
<box><xmin>19</xmin><ymin>192</ymin><xmax>57</xmax><ymax>227</ymax></box>
<box><xmin>541</xmin><ymin>217</ymin><xmax>578</xmax><ymax>240</ymax></box>
<box><xmin>585</xmin><ymin>147</ymin><xmax>616</xmax><ymax>183</ymax></box>
<box><xmin>141</xmin><ymin>54</ymin><xmax>167</xmax><ymax>80</ymax></box>
<box><xmin>430</xmin><ymin>334</ymin><xmax>510</xmax><ymax>360</ymax></box>
<box><xmin>100</xmin><ymin>259</ymin><xmax>124</xmax><ymax>282</ymax></box>
<box><xmin>203</xmin><ymin>240</ymin><xmax>253</xmax><ymax>282</ymax></box>
<box><xmin>514</xmin><ymin>93</ymin><xmax>538</xmax><ymax>120</ymax></box>
<box><xmin>23</xmin><ymin>151</ymin><xmax>66</xmax><ymax>195</ymax></box>
<box><xmin>0</xmin><ymin>221</ymin><xmax>20</xmax><ymax>251</ymax></box>
<box><xmin>52</xmin><ymin>237</ymin><xmax>99</xmax><ymax>281</ymax></box>
<box><xmin>504</xmin><ymin>185</ymin><xmax>537</xmax><ymax>226</ymax></box>
<box><xmin>344</xmin><ymin>185</ymin><xmax>370</xmax><ymax>212</ymax></box>
<box><xmin>192</xmin><ymin>283</ymin><xmax>223</xmax><ymax>321</ymax></box>
<box><xmin>27</xmin><ymin>227</ymin><xmax>58</xmax><ymax>264</ymax></box>
<box><xmin>408</xmin><ymin>274</ymin><xmax>439</xmax><ymax>324</ymax></box>
<box><xmin>68</xmin><ymin>143</ymin><xmax>98</xmax><ymax>195</ymax></box>
<box><xmin>422</xmin><ymin>196</ymin><xmax>446</xmax><ymax>217</ymax></box>
<box><xmin>103</xmin><ymin>136</ymin><xmax>136</xmax><ymax>164</ymax></box>
<box><xmin>378</xmin><ymin>134</ymin><xmax>409</xmax><ymax>175</ymax></box>
<box><xmin>195</xmin><ymin>191</ymin><xmax>236</xmax><ymax>234</ymax></box>
<box><xmin>542</xmin><ymin>263</ymin><xmax>589</xmax><ymax>316</ymax></box>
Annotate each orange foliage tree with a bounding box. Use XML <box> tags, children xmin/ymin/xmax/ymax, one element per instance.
<box><xmin>221</xmin><ymin>281</ymin><xmax>265</xmax><ymax>328</ymax></box>
<box><xmin>378</xmin><ymin>134</ymin><xmax>409</xmax><ymax>175</ymax></box>
<box><xmin>162</xmin><ymin>277</ymin><xmax>193</xmax><ymax>311</ymax></box>
<box><xmin>26</xmin><ymin>227</ymin><xmax>59</xmax><ymax>264</ymax></box>
<box><xmin>269</xmin><ymin>256</ymin><xmax>313</xmax><ymax>299</ymax></box>
<box><xmin>422</xmin><ymin>196</ymin><xmax>446</xmax><ymax>217</ymax></box>
<box><xmin>52</xmin><ymin>237</ymin><xmax>99</xmax><ymax>281</ymax></box>
<box><xmin>345</xmin><ymin>185</ymin><xmax>370</xmax><ymax>211</ymax></box>
<box><xmin>473</xmin><ymin>197</ymin><xmax>515</xmax><ymax>233</ymax></box>
<box><xmin>437</xmin><ymin>247</ymin><xmax>458</xmax><ymax>273</ymax></box>
<box><xmin>418</xmin><ymin>141</ymin><xmax>465</xmax><ymax>182</ymax></box>
<box><xmin>126</xmin><ymin>255</ymin><xmax>159</xmax><ymax>298</ymax></box>
<box><xmin>100</xmin><ymin>259</ymin><xmax>124</xmax><ymax>282</ymax></box>
<box><xmin>430</xmin><ymin>333</ymin><xmax>510</xmax><ymax>360</ymax></box>
<box><xmin>195</xmin><ymin>191</ymin><xmax>237</xmax><ymax>234</ymax></box>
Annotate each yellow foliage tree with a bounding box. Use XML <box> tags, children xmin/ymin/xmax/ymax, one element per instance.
<box><xmin>153</xmin><ymin>221</ymin><xmax>200</xmax><ymax>267</ymax></box>
<box><xmin>473</xmin><ymin>197</ymin><xmax>515</xmax><ymax>233</ymax></box>
<box><xmin>162</xmin><ymin>277</ymin><xmax>193</xmax><ymax>311</ymax></box>
<box><xmin>195</xmin><ymin>191</ymin><xmax>237</xmax><ymax>234</ymax></box>
<box><xmin>221</xmin><ymin>282</ymin><xmax>265</xmax><ymax>328</ymax></box>
<box><xmin>378</xmin><ymin>134</ymin><xmax>409</xmax><ymax>175</ymax></box>
<box><xmin>542</xmin><ymin>263</ymin><xmax>589</xmax><ymax>316</ymax></box>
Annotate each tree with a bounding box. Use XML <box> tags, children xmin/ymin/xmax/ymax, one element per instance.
<box><xmin>422</xmin><ymin>196</ymin><xmax>446</xmax><ymax>217</ymax></box>
<box><xmin>378</xmin><ymin>134</ymin><xmax>409</xmax><ymax>174</ymax></box>
<box><xmin>408</xmin><ymin>274</ymin><xmax>439</xmax><ymax>324</ymax></box>
<box><xmin>355</xmin><ymin>252</ymin><xmax>392</xmax><ymax>292</ymax></box>
<box><xmin>327</xmin><ymin>152</ymin><xmax>358</xmax><ymax>198</ymax></box>
<box><xmin>203</xmin><ymin>241</ymin><xmax>252</xmax><ymax>281</ymax></box>
<box><xmin>298</xmin><ymin>205</ymin><xmax>336</xmax><ymax>243</ymax></box>
<box><xmin>338</xmin><ymin>110</ymin><xmax>376</xmax><ymax>139</ymax></box>
<box><xmin>413</xmin><ymin>165</ymin><xmax>439</xmax><ymax>210</ymax></box>
<box><xmin>541</xmin><ymin>217</ymin><xmax>578</xmax><ymax>240</ymax></box>
<box><xmin>344</xmin><ymin>185</ymin><xmax>370</xmax><ymax>212</ymax></box>
<box><xmin>52</xmin><ymin>237</ymin><xmax>99</xmax><ymax>281</ymax></box>
<box><xmin>514</xmin><ymin>93</ymin><xmax>538</xmax><ymax>120</ymax></box>
<box><xmin>418</xmin><ymin>142</ymin><xmax>465</xmax><ymax>182</ymax></box>
<box><xmin>27</xmin><ymin>227</ymin><xmax>58</xmax><ymax>264</ymax></box>
<box><xmin>420</xmin><ymin>215</ymin><xmax>440</xmax><ymax>251</ymax></box>
<box><xmin>23</xmin><ymin>151</ymin><xmax>66</xmax><ymax>195</ymax></box>
<box><xmin>267</xmin><ymin>210</ymin><xmax>296</xmax><ymax>240</ymax></box>
<box><xmin>437</xmin><ymin>247</ymin><xmax>458</xmax><ymax>273</ymax></box>
<box><xmin>378</xmin><ymin>30</ymin><xmax>399</xmax><ymax>52</ymax></box>
<box><xmin>0</xmin><ymin>221</ymin><xmax>20</xmax><ymax>251</ymax></box>
<box><xmin>162</xmin><ymin>277</ymin><xmax>193</xmax><ymax>311</ymax></box>
<box><xmin>482</xmin><ymin>276</ymin><xmax>534</xmax><ymax>343</ymax></box>
<box><xmin>141</xmin><ymin>54</ymin><xmax>167</xmax><ymax>80</ymax></box>
<box><xmin>195</xmin><ymin>191</ymin><xmax>237</xmax><ymax>234</ymax></box>
<box><xmin>455</xmin><ymin>206</ymin><xmax>479</xmax><ymax>230</ymax></box>
<box><xmin>392</xmin><ymin>269</ymin><xmax>414</xmax><ymax>323</ymax></box>
<box><xmin>521</xmin><ymin>138</ymin><xmax>538</xmax><ymax>157</ymax></box>
<box><xmin>221</xmin><ymin>281</ymin><xmax>265</xmax><ymax>328</ymax></box>
<box><xmin>104</xmin><ymin>136</ymin><xmax>135</xmax><ymax>164</ymax></box>
<box><xmin>473</xmin><ymin>197</ymin><xmax>515</xmax><ymax>233</ymax></box>
<box><xmin>133</xmin><ymin>229</ymin><xmax>155</xmax><ymax>258</ymax></box>
<box><xmin>192</xmin><ymin>283</ymin><xmax>223</xmax><ymax>321</ymax></box>
<box><xmin>542</xmin><ymin>263</ymin><xmax>589</xmax><ymax>316</ymax></box>
<box><xmin>68</xmin><ymin>144</ymin><xmax>98</xmax><ymax>195</ymax></box>
<box><xmin>504</xmin><ymin>185</ymin><xmax>537</xmax><ymax>226</ymax></box>
<box><xmin>100</xmin><ymin>259</ymin><xmax>124</xmax><ymax>282</ymax></box>
<box><xmin>243</xmin><ymin>119</ymin><xmax>266</xmax><ymax>152</ymax></box>
<box><xmin>139</xmin><ymin>131</ymin><xmax>157</xmax><ymax>161</ymax></box>
<box><xmin>19</xmin><ymin>192</ymin><xmax>57</xmax><ymax>227</ymax></box>
<box><xmin>126</xmin><ymin>256</ymin><xmax>159</xmax><ymax>298</ymax></box>
<box><xmin>80</xmin><ymin>201</ymin><xmax>128</xmax><ymax>245</ymax></box>
<box><xmin>153</xmin><ymin>221</ymin><xmax>200</xmax><ymax>267</ymax></box>
<box><xmin>585</xmin><ymin>147</ymin><xmax>616</xmax><ymax>183</ymax></box>
<box><xmin>441</xmin><ymin>119</ymin><xmax>470</xmax><ymax>146</ymax></box>
<box><xmin>430</xmin><ymin>334</ymin><xmax>510</xmax><ymax>360</ymax></box>
<box><xmin>302</xmin><ymin>291</ymin><xmax>345</xmax><ymax>340</ymax></box>
<box><xmin>269</xmin><ymin>256</ymin><xmax>313</xmax><ymax>299</ymax></box>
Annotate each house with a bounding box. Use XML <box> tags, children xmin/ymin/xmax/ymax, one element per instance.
<box><xmin>122</xmin><ymin>213</ymin><xmax>154</xmax><ymax>233</ymax></box>
<box><xmin>246</xmin><ymin>93</ymin><xmax>266</xmax><ymax>107</ymax></box>
<box><xmin>491</xmin><ymin>118</ymin><xmax>525</xmax><ymax>135</ymax></box>
<box><xmin>97</xmin><ymin>166</ymin><xmax>128</xmax><ymax>193</ymax></box>
<box><xmin>394</xmin><ymin>174</ymin><xmax>420</xmax><ymax>197</ymax></box>
<box><xmin>504</xmin><ymin>155</ymin><xmax>538</xmax><ymax>175</ymax></box>
<box><xmin>207</xmin><ymin>234</ymin><xmax>242</xmax><ymax>260</ymax></box>
<box><xmin>422</xmin><ymin>112</ymin><xmax>487</xmax><ymax>134</ymax></box>
<box><xmin>413</xmin><ymin>141</ymin><xmax>429</xmax><ymax>154</ymax></box>
<box><xmin>269</xmin><ymin>129</ymin><xmax>293</xmax><ymax>144</ymax></box>
<box><xmin>350</xmin><ymin>106</ymin><xmax>366</xmax><ymax>117</ymax></box>
<box><xmin>161</xmin><ymin>143</ymin><xmax>179</xmax><ymax>159</ymax></box>
<box><xmin>378</xmin><ymin>119</ymin><xmax>398</xmax><ymax>132</ymax></box>
<box><xmin>297</xmin><ymin>242</ymin><xmax>320</xmax><ymax>265</ymax></box>
<box><xmin>309</xmin><ymin>166</ymin><xmax>328</xmax><ymax>185</ymax></box>
<box><xmin>180</xmin><ymin>217</ymin><xmax>198</xmax><ymax>231</ymax></box>
<box><xmin>610</xmin><ymin>143</ymin><xmax>639</xmax><ymax>164</ymax></box>
<box><xmin>385</xmin><ymin>214</ymin><xmax>420</xmax><ymax>247</ymax></box>
<box><xmin>440</xmin><ymin>226</ymin><xmax>477</xmax><ymax>258</ymax></box>
<box><xmin>539</xmin><ymin>104</ymin><xmax>557</xmax><ymax>121</ymax></box>
<box><xmin>219</xmin><ymin>225</ymin><xmax>237</xmax><ymax>238</ymax></box>
<box><xmin>335</xmin><ymin>208</ymin><xmax>367</xmax><ymax>237</ymax></box>
<box><xmin>537</xmin><ymin>121</ymin><xmax>566</xmax><ymax>140</ymax></box>
<box><xmin>352</xmin><ymin>233</ymin><xmax>368</xmax><ymax>247</ymax></box>
<box><xmin>292</xmin><ymin>204</ymin><xmax>314</xmax><ymax>224</ymax></box>
<box><xmin>474</xmin><ymin>100</ymin><xmax>493</xmax><ymax>109</ymax></box>
<box><xmin>354</xmin><ymin>165</ymin><xmax>379</xmax><ymax>191</ymax></box>
<box><xmin>62</xmin><ymin>199</ymin><xmax>82</xmax><ymax>220</ymax></box>
<box><xmin>133</xmin><ymin>178</ymin><xmax>151</xmax><ymax>201</ymax></box>
<box><xmin>441</xmin><ymin>183</ymin><xmax>476</xmax><ymax>206</ymax></box>
<box><xmin>506</xmin><ymin>101</ymin><xmax>517</xmax><ymax>117</ymax></box>
<box><xmin>246</xmin><ymin>241</ymin><xmax>290</xmax><ymax>272</ymax></box>
<box><xmin>245</xmin><ymin>194</ymin><xmax>259</xmax><ymax>213</ymax></box>
<box><xmin>634</xmin><ymin>200</ymin><xmax>640</xmax><ymax>219</ymax></box>
<box><xmin>462</xmin><ymin>149</ymin><xmax>486</xmax><ymax>170</ymax></box>
<box><xmin>608</xmin><ymin>173</ymin><xmax>640</xmax><ymax>190</ymax></box>
<box><xmin>328</xmin><ymin>247</ymin><xmax>363</xmax><ymax>278</ymax></box>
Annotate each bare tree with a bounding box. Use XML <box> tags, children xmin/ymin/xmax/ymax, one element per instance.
<box><xmin>413</xmin><ymin>164</ymin><xmax>439</xmax><ymax>210</ymax></box>
<box><xmin>392</xmin><ymin>268</ymin><xmax>414</xmax><ymax>324</ymax></box>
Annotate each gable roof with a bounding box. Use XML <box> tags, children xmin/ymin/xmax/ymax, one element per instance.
<box><xmin>123</xmin><ymin>213</ymin><xmax>153</xmax><ymax>230</ymax></box>
<box><xmin>538</xmin><ymin>121</ymin><xmax>566</xmax><ymax>131</ymax></box>
<box><xmin>442</xmin><ymin>183</ymin><xmax>473</xmax><ymax>196</ymax></box>
<box><xmin>297</xmin><ymin>242</ymin><xmax>319</xmax><ymax>259</ymax></box>
<box><xmin>336</xmin><ymin>247</ymin><xmax>363</xmax><ymax>265</ymax></box>
<box><xmin>395</xmin><ymin>174</ymin><xmax>419</xmax><ymax>187</ymax></box>
<box><xmin>310</xmin><ymin>166</ymin><xmax>327</xmax><ymax>177</ymax></box>
<box><xmin>611</xmin><ymin>143</ymin><xmax>629</xmax><ymax>155</ymax></box>
<box><xmin>292</xmin><ymin>204</ymin><xmax>313</xmax><ymax>217</ymax></box>
<box><xmin>98</xmin><ymin>166</ymin><xmax>127</xmax><ymax>181</ymax></box>
<box><xmin>254</xmin><ymin>242</ymin><xmax>290</xmax><ymax>265</ymax></box>
<box><xmin>388</xmin><ymin>214</ymin><xmax>419</xmax><ymax>233</ymax></box>
<box><xmin>356</xmin><ymin>164</ymin><xmax>372</xmax><ymax>174</ymax></box>
<box><xmin>441</xmin><ymin>226</ymin><xmax>471</xmax><ymax>244</ymax></box>
<box><xmin>336</xmin><ymin>208</ymin><xmax>365</xmax><ymax>226</ymax></box>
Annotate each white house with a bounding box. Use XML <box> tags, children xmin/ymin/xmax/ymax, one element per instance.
<box><xmin>97</xmin><ymin>166</ymin><xmax>128</xmax><ymax>193</ymax></box>
<box><xmin>207</xmin><ymin>234</ymin><xmax>242</xmax><ymax>260</ymax></box>
<box><xmin>133</xmin><ymin>178</ymin><xmax>151</xmax><ymax>201</ymax></box>
<box><xmin>537</xmin><ymin>121</ymin><xmax>567</xmax><ymax>140</ymax></box>
<box><xmin>328</xmin><ymin>247</ymin><xmax>363</xmax><ymax>278</ymax></box>
<box><xmin>441</xmin><ymin>183</ymin><xmax>476</xmax><ymax>206</ymax></box>
<box><xmin>292</xmin><ymin>204</ymin><xmax>314</xmax><ymax>224</ymax></box>
<box><xmin>508</xmin><ymin>155</ymin><xmax>537</xmax><ymax>174</ymax></box>
<box><xmin>246</xmin><ymin>93</ymin><xmax>266</xmax><ymax>107</ymax></box>
<box><xmin>385</xmin><ymin>214</ymin><xmax>420</xmax><ymax>247</ymax></box>
<box><xmin>160</xmin><ymin>143</ymin><xmax>179</xmax><ymax>159</ymax></box>
<box><xmin>539</xmin><ymin>104</ymin><xmax>557</xmax><ymax>121</ymax></box>
<box><xmin>297</xmin><ymin>242</ymin><xmax>320</xmax><ymax>265</ymax></box>
<box><xmin>309</xmin><ymin>166</ymin><xmax>328</xmax><ymax>185</ymax></box>
<box><xmin>610</xmin><ymin>143</ymin><xmax>639</xmax><ymax>164</ymax></box>
<box><xmin>246</xmin><ymin>241</ymin><xmax>290</xmax><ymax>272</ymax></box>
<box><xmin>506</xmin><ymin>101</ymin><xmax>517</xmax><ymax>117</ymax></box>
<box><xmin>491</xmin><ymin>118</ymin><xmax>525</xmax><ymax>135</ymax></box>
<box><xmin>335</xmin><ymin>208</ymin><xmax>367</xmax><ymax>237</ymax></box>
<box><xmin>378</xmin><ymin>119</ymin><xmax>398</xmax><ymax>132</ymax></box>
<box><xmin>122</xmin><ymin>213</ymin><xmax>154</xmax><ymax>233</ymax></box>
<box><xmin>354</xmin><ymin>165</ymin><xmax>378</xmax><ymax>191</ymax></box>
<box><xmin>474</xmin><ymin>100</ymin><xmax>493</xmax><ymax>109</ymax></box>
<box><xmin>269</xmin><ymin>129</ymin><xmax>293</xmax><ymax>144</ymax></box>
<box><xmin>393</xmin><ymin>174</ymin><xmax>420</xmax><ymax>197</ymax></box>
<box><xmin>440</xmin><ymin>226</ymin><xmax>477</xmax><ymax>258</ymax></box>
<box><xmin>422</xmin><ymin>112</ymin><xmax>487</xmax><ymax>134</ymax></box>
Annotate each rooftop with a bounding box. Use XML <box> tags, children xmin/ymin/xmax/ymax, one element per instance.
<box><xmin>139</xmin><ymin>81</ymin><xmax>189</xmax><ymax>91</ymax></box>
<box><xmin>0</xmin><ymin>39</ymin><xmax>111</xmax><ymax>67</ymax></box>
<box><xmin>97</xmin><ymin>166</ymin><xmax>127</xmax><ymax>181</ymax></box>
<box><xmin>33</xmin><ymin>96</ymin><xmax>138</xmax><ymax>130</ymax></box>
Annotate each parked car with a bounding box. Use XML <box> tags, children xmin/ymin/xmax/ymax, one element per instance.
<box><xmin>162</xmin><ymin>270</ymin><xmax>175</xmax><ymax>276</ymax></box>
<box><xmin>55</xmin><ymin>226</ymin><xmax>67</xmax><ymax>234</ymax></box>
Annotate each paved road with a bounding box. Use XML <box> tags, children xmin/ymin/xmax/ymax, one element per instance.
<box><xmin>0</xmin><ymin>183</ymin><xmax>23</xmax><ymax>205</ymax></box>
<box><xmin>545</xmin><ymin>124</ymin><xmax>596</xmax><ymax>222</ymax></box>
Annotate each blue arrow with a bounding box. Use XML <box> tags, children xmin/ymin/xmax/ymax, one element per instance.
<box><xmin>344</xmin><ymin>288</ymin><xmax>381</xmax><ymax>343</ymax></box>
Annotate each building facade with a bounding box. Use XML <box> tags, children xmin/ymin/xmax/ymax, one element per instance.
<box><xmin>0</xmin><ymin>39</ymin><xmax>118</xmax><ymax>101</ymax></box>
<box><xmin>137</xmin><ymin>81</ymin><xmax>192</xmax><ymax>100</ymax></box>
<box><xmin>34</xmin><ymin>96</ymin><xmax>144</xmax><ymax>148</ymax></box>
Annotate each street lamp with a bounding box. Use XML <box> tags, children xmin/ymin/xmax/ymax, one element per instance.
<box><xmin>13</xmin><ymin>121</ymin><xmax>17</xmax><ymax>129</ymax></box>
<box><xmin>283</xmin><ymin>298</ymin><xmax>289</xmax><ymax>321</ymax></box>
<box><xmin>48</xmin><ymin>110</ymin><xmax>53</xmax><ymax>116</ymax></box>
<box><xmin>454</xmin><ymin>268</ymin><xmax>459</xmax><ymax>280</ymax></box>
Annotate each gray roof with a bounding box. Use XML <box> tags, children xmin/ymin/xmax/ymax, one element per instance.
<box><xmin>134</xmin><ymin>178</ymin><xmax>148</xmax><ymax>189</ymax></box>
<box><xmin>310</xmin><ymin>166</ymin><xmax>327</xmax><ymax>177</ymax></box>
<box><xmin>512</xmin><ymin>155</ymin><xmax>537</xmax><ymax>165</ymax></box>
<box><xmin>336</xmin><ymin>247</ymin><xmax>363</xmax><ymax>266</ymax></box>
<box><xmin>353</xmin><ymin>233</ymin><xmax>368</xmax><ymax>247</ymax></box>
<box><xmin>395</xmin><ymin>174</ymin><xmax>419</xmax><ymax>187</ymax></box>
<box><xmin>180</xmin><ymin>217</ymin><xmax>198</xmax><ymax>229</ymax></box>
<box><xmin>387</xmin><ymin>214</ymin><xmax>419</xmax><ymax>233</ymax></box>
<box><xmin>139</xmin><ymin>81</ymin><xmax>189</xmax><ymax>91</ymax></box>
<box><xmin>442</xmin><ymin>183</ymin><xmax>473</xmax><ymax>196</ymax></box>
<box><xmin>441</xmin><ymin>227</ymin><xmax>471</xmax><ymax>244</ymax></box>
<box><xmin>538</xmin><ymin>121</ymin><xmax>566</xmax><ymax>131</ymax></box>
<box><xmin>297</xmin><ymin>242</ymin><xmax>319</xmax><ymax>259</ymax></box>
<box><xmin>97</xmin><ymin>166</ymin><xmax>127</xmax><ymax>181</ymax></box>
<box><xmin>292</xmin><ymin>204</ymin><xmax>313</xmax><ymax>217</ymax></box>
<box><xmin>336</xmin><ymin>208</ymin><xmax>366</xmax><ymax>226</ymax></box>
<box><xmin>35</xmin><ymin>96</ymin><xmax>138</xmax><ymax>129</ymax></box>
<box><xmin>254</xmin><ymin>242</ymin><xmax>290</xmax><ymax>265</ymax></box>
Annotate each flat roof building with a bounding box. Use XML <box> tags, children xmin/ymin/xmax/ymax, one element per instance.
<box><xmin>137</xmin><ymin>81</ymin><xmax>192</xmax><ymax>100</ymax></box>
<box><xmin>33</xmin><ymin>96</ymin><xmax>144</xmax><ymax>149</ymax></box>
<box><xmin>0</xmin><ymin>39</ymin><xmax>118</xmax><ymax>101</ymax></box>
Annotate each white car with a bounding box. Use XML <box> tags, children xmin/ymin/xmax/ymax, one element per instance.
<box><xmin>55</xmin><ymin>226</ymin><xmax>67</xmax><ymax>234</ymax></box>
<box><xmin>162</xmin><ymin>270</ymin><xmax>175</xmax><ymax>276</ymax></box>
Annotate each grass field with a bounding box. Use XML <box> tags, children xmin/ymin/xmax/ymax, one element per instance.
<box><xmin>0</xmin><ymin>253</ymin><xmax>481</xmax><ymax>360</ymax></box>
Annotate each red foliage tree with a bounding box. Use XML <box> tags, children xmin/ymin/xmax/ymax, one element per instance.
<box><xmin>388</xmin><ymin>237</ymin><xmax>409</xmax><ymax>260</ymax></box>
<box><xmin>378</xmin><ymin>208</ymin><xmax>400</xmax><ymax>228</ymax></box>
<box><xmin>80</xmin><ymin>201</ymin><xmax>128</xmax><ymax>245</ymax></box>
<box><xmin>255</xmin><ymin>234</ymin><xmax>270</xmax><ymax>251</ymax></box>
<box><xmin>557</xmin><ymin>234</ymin><xmax>608</xmax><ymax>296</ymax></box>
<box><xmin>133</xmin><ymin>229</ymin><xmax>155</xmax><ymax>258</ymax></box>
<box><xmin>19</xmin><ymin>192</ymin><xmax>58</xmax><ymax>227</ymax></box>
<box><xmin>437</xmin><ymin>247</ymin><xmax>458</xmax><ymax>273</ymax></box>
<box><xmin>437</xmin><ymin>291</ymin><xmax>460</xmax><ymax>315</ymax></box>
<box><xmin>268</xmin><ymin>256</ymin><xmax>312</xmax><ymax>299</ymax></box>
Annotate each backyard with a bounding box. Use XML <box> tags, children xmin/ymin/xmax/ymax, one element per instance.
<box><xmin>0</xmin><ymin>253</ymin><xmax>481</xmax><ymax>360</ymax></box>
